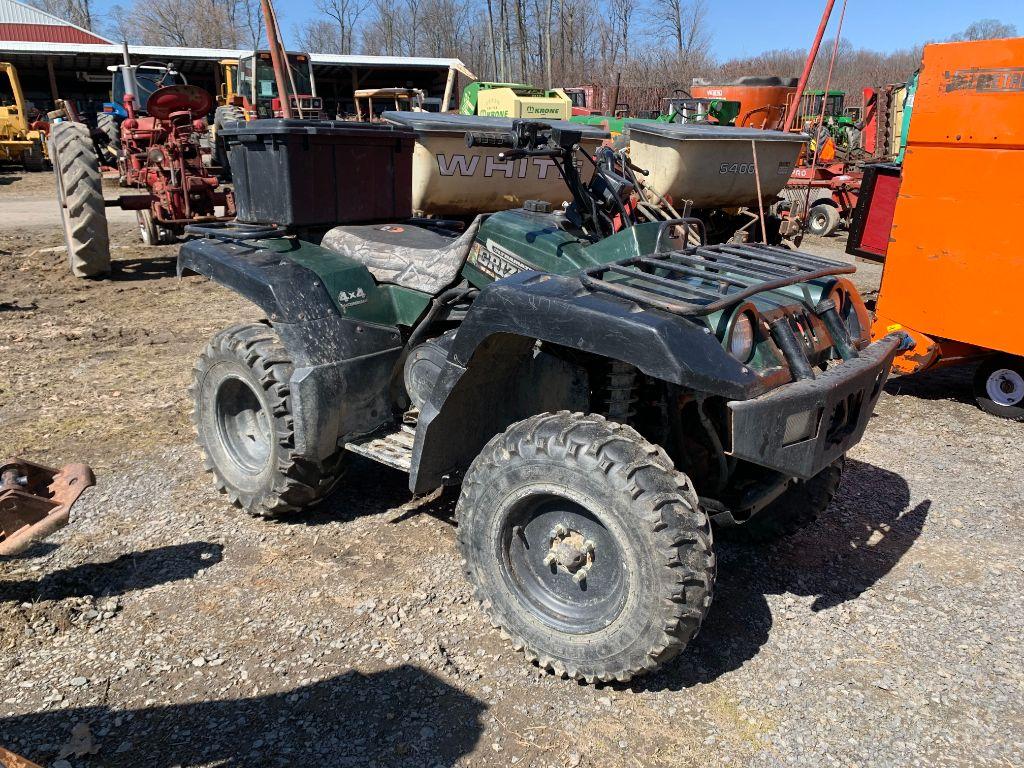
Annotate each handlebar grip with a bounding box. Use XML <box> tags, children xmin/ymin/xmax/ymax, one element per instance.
<box><xmin>466</xmin><ymin>131</ymin><xmax>514</xmax><ymax>149</ymax></box>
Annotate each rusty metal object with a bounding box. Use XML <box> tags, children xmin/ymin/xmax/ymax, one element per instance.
<box><xmin>0</xmin><ymin>459</ymin><xmax>95</xmax><ymax>557</ymax></box>
<box><xmin>0</xmin><ymin>746</ymin><xmax>44</xmax><ymax>768</ymax></box>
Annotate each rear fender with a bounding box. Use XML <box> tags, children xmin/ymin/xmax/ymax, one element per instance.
<box><xmin>178</xmin><ymin>238</ymin><xmax>403</xmax><ymax>462</ymax></box>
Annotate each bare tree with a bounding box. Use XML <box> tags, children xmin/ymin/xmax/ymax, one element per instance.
<box><xmin>30</xmin><ymin>0</ymin><xmax>94</xmax><ymax>30</ymax></box>
<box><xmin>949</xmin><ymin>18</ymin><xmax>1017</xmax><ymax>41</ymax></box>
<box><xmin>315</xmin><ymin>0</ymin><xmax>370</xmax><ymax>54</ymax></box>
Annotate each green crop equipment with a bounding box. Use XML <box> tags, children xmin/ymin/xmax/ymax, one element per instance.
<box><xmin>460</xmin><ymin>81</ymin><xmax>572</xmax><ymax>119</ymax></box>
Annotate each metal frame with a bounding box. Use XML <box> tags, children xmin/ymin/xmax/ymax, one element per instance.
<box><xmin>579</xmin><ymin>243</ymin><xmax>854</xmax><ymax>316</ymax></box>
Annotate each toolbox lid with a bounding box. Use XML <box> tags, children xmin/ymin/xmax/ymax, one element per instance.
<box><xmin>219</xmin><ymin>118</ymin><xmax>417</xmax><ymax>140</ymax></box>
<box><xmin>626</xmin><ymin>121</ymin><xmax>806</xmax><ymax>143</ymax></box>
<box><xmin>382</xmin><ymin>111</ymin><xmax>609</xmax><ymax>140</ymax></box>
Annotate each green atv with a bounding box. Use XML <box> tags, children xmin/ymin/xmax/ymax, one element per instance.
<box><xmin>179</xmin><ymin>119</ymin><xmax>904</xmax><ymax>683</ymax></box>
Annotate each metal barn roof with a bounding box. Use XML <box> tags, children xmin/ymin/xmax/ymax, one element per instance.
<box><xmin>0</xmin><ymin>0</ymin><xmax>113</xmax><ymax>44</ymax></box>
<box><xmin>0</xmin><ymin>39</ymin><xmax>471</xmax><ymax>74</ymax></box>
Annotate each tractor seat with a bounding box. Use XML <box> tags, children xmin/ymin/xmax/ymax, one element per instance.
<box><xmin>321</xmin><ymin>217</ymin><xmax>483</xmax><ymax>294</ymax></box>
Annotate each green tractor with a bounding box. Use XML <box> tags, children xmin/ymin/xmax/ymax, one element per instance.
<box><xmin>797</xmin><ymin>89</ymin><xmax>860</xmax><ymax>149</ymax></box>
<box><xmin>181</xmin><ymin>119</ymin><xmax>904</xmax><ymax>683</ymax></box>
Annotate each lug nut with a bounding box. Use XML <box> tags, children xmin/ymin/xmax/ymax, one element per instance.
<box><xmin>573</xmin><ymin>568</ymin><xmax>589</xmax><ymax>584</ymax></box>
<box><xmin>543</xmin><ymin>553</ymin><xmax>557</xmax><ymax>567</ymax></box>
<box><xmin>553</xmin><ymin>523</ymin><xmax>568</xmax><ymax>537</ymax></box>
<box><xmin>583</xmin><ymin>539</ymin><xmax>595</xmax><ymax>553</ymax></box>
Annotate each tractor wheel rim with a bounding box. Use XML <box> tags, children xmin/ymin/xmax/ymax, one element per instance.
<box><xmin>986</xmin><ymin>368</ymin><xmax>1024</xmax><ymax>407</ymax></box>
<box><xmin>215</xmin><ymin>375</ymin><xmax>273</xmax><ymax>473</ymax></box>
<box><xmin>499</xmin><ymin>492</ymin><xmax>627</xmax><ymax>635</ymax></box>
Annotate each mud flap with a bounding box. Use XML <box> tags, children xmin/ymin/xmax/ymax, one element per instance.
<box><xmin>0</xmin><ymin>459</ymin><xmax>95</xmax><ymax>557</ymax></box>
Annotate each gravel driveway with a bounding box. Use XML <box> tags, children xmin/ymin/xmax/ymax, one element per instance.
<box><xmin>1</xmin><ymin>169</ymin><xmax>1021</xmax><ymax>767</ymax></box>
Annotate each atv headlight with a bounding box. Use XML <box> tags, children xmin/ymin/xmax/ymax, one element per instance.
<box><xmin>728</xmin><ymin>310</ymin><xmax>756</xmax><ymax>363</ymax></box>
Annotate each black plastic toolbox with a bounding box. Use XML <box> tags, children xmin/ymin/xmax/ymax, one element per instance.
<box><xmin>221</xmin><ymin>120</ymin><xmax>416</xmax><ymax>227</ymax></box>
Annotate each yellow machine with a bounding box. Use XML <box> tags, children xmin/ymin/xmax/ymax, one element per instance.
<box><xmin>0</xmin><ymin>62</ymin><xmax>48</xmax><ymax>170</ymax></box>
<box><xmin>217</xmin><ymin>59</ymin><xmax>240</xmax><ymax>106</ymax></box>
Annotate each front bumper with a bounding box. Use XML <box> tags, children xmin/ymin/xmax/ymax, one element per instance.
<box><xmin>727</xmin><ymin>334</ymin><xmax>902</xmax><ymax>480</ymax></box>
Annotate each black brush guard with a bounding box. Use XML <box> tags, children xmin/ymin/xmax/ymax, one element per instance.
<box><xmin>578</xmin><ymin>240</ymin><xmax>855</xmax><ymax>316</ymax></box>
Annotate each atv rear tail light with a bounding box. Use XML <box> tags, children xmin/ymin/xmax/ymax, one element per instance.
<box><xmin>782</xmin><ymin>408</ymin><xmax>822</xmax><ymax>446</ymax></box>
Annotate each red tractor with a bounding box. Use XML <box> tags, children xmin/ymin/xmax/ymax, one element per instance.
<box><xmin>115</xmin><ymin>80</ymin><xmax>234</xmax><ymax>246</ymax></box>
<box><xmin>49</xmin><ymin>59</ymin><xmax>234</xmax><ymax>277</ymax></box>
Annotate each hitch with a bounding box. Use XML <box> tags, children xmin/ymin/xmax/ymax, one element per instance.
<box><xmin>0</xmin><ymin>459</ymin><xmax>95</xmax><ymax>557</ymax></box>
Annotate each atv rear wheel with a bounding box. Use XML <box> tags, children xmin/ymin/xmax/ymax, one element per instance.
<box><xmin>457</xmin><ymin>411</ymin><xmax>715</xmax><ymax>683</ymax></box>
<box><xmin>721</xmin><ymin>459</ymin><xmax>844</xmax><ymax>544</ymax></box>
<box><xmin>190</xmin><ymin>323</ymin><xmax>345</xmax><ymax>518</ymax></box>
<box><xmin>50</xmin><ymin>121</ymin><xmax>110</xmax><ymax>278</ymax></box>
<box><xmin>806</xmin><ymin>203</ymin><xmax>840</xmax><ymax>237</ymax></box>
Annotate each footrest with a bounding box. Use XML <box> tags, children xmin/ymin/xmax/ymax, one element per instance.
<box><xmin>344</xmin><ymin>425</ymin><xmax>416</xmax><ymax>473</ymax></box>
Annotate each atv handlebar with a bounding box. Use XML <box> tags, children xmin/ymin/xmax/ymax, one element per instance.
<box><xmin>466</xmin><ymin>132</ymin><xmax>514</xmax><ymax>149</ymax></box>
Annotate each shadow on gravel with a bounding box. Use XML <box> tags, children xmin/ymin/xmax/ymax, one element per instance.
<box><xmin>0</xmin><ymin>665</ymin><xmax>486</xmax><ymax>768</ymax></box>
<box><xmin>288</xmin><ymin>456</ymin><xmax>446</xmax><ymax>528</ymax></box>
<box><xmin>0</xmin><ymin>174</ymin><xmax>22</xmax><ymax>186</ymax></box>
<box><xmin>0</xmin><ymin>542</ymin><xmax>223</xmax><ymax>604</ymax></box>
<box><xmin>633</xmin><ymin>459</ymin><xmax>928</xmax><ymax>693</ymax></box>
<box><xmin>108</xmin><ymin>255</ymin><xmax>179</xmax><ymax>283</ymax></box>
<box><xmin>884</xmin><ymin>365</ymin><xmax>976</xmax><ymax>407</ymax></box>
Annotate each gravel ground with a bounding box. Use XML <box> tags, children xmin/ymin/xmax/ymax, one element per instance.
<box><xmin>1</xmin><ymin>169</ymin><xmax>1022</xmax><ymax>767</ymax></box>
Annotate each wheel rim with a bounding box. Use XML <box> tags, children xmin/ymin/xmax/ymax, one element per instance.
<box><xmin>214</xmin><ymin>375</ymin><xmax>273</xmax><ymax>473</ymax></box>
<box><xmin>986</xmin><ymin>368</ymin><xmax>1024</xmax><ymax>407</ymax></box>
<box><xmin>499</xmin><ymin>493</ymin><xmax>627</xmax><ymax>634</ymax></box>
<box><xmin>137</xmin><ymin>211</ymin><xmax>154</xmax><ymax>245</ymax></box>
<box><xmin>810</xmin><ymin>211</ymin><xmax>827</xmax><ymax>231</ymax></box>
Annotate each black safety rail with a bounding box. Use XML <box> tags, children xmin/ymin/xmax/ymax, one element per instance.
<box><xmin>578</xmin><ymin>243</ymin><xmax>856</xmax><ymax>316</ymax></box>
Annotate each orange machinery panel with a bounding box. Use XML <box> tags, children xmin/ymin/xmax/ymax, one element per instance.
<box><xmin>874</xmin><ymin>37</ymin><xmax>1024</xmax><ymax>361</ymax></box>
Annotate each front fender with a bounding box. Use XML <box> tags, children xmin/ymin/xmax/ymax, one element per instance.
<box><xmin>409</xmin><ymin>271</ymin><xmax>763</xmax><ymax>493</ymax></box>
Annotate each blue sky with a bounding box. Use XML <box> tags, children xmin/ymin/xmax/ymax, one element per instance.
<box><xmin>699</xmin><ymin>0</ymin><xmax>1024</xmax><ymax>58</ymax></box>
<box><xmin>90</xmin><ymin>0</ymin><xmax>1023</xmax><ymax>58</ymax></box>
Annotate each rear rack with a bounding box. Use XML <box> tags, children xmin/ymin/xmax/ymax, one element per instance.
<box><xmin>578</xmin><ymin>242</ymin><xmax>855</xmax><ymax>316</ymax></box>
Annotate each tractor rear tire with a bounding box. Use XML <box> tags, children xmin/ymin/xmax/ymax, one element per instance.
<box><xmin>973</xmin><ymin>355</ymin><xmax>1024</xmax><ymax>421</ymax></box>
<box><xmin>190</xmin><ymin>322</ymin><xmax>346</xmax><ymax>518</ymax></box>
<box><xmin>213</xmin><ymin>106</ymin><xmax>245</xmax><ymax>174</ymax></box>
<box><xmin>50</xmin><ymin>121</ymin><xmax>110</xmax><ymax>278</ymax></box>
<box><xmin>720</xmin><ymin>458</ymin><xmax>844</xmax><ymax>544</ymax></box>
<box><xmin>806</xmin><ymin>203</ymin><xmax>840</xmax><ymax>237</ymax></box>
<box><xmin>457</xmin><ymin>411</ymin><xmax>716</xmax><ymax>683</ymax></box>
<box><xmin>96</xmin><ymin>112</ymin><xmax>120</xmax><ymax>157</ymax></box>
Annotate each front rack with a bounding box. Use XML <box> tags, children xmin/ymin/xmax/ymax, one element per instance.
<box><xmin>578</xmin><ymin>242</ymin><xmax>855</xmax><ymax>316</ymax></box>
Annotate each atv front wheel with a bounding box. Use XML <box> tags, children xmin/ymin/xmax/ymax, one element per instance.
<box><xmin>457</xmin><ymin>411</ymin><xmax>715</xmax><ymax>683</ymax></box>
<box><xmin>722</xmin><ymin>459</ymin><xmax>844</xmax><ymax>544</ymax></box>
<box><xmin>190</xmin><ymin>323</ymin><xmax>345</xmax><ymax>517</ymax></box>
<box><xmin>50</xmin><ymin>121</ymin><xmax>110</xmax><ymax>277</ymax></box>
